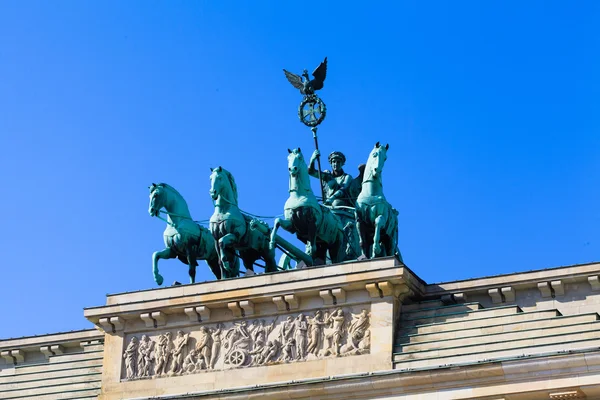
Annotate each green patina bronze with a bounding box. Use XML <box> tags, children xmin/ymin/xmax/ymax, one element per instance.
<box><xmin>308</xmin><ymin>149</ymin><xmax>362</xmax><ymax>261</ymax></box>
<box><xmin>209</xmin><ymin>167</ymin><xmax>278</xmax><ymax>278</ymax></box>
<box><xmin>355</xmin><ymin>143</ymin><xmax>403</xmax><ymax>260</ymax></box>
<box><xmin>143</xmin><ymin>58</ymin><xmax>405</xmax><ymax>287</ymax></box>
<box><xmin>270</xmin><ymin>148</ymin><xmax>345</xmax><ymax>265</ymax></box>
<box><xmin>148</xmin><ymin>183</ymin><xmax>223</xmax><ymax>285</ymax></box>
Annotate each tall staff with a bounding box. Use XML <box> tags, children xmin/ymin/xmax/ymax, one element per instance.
<box><xmin>283</xmin><ymin>57</ymin><xmax>328</xmax><ymax>201</ymax></box>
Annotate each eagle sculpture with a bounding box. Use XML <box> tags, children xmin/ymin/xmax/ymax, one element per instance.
<box><xmin>283</xmin><ymin>57</ymin><xmax>328</xmax><ymax>95</ymax></box>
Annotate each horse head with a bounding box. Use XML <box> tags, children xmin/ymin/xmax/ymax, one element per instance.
<box><xmin>365</xmin><ymin>142</ymin><xmax>389</xmax><ymax>183</ymax></box>
<box><xmin>209</xmin><ymin>166</ymin><xmax>238</xmax><ymax>205</ymax></box>
<box><xmin>287</xmin><ymin>147</ymin><xmax>305</xmax><ymax>177</ymax></box>
<box><xmin>287</xmin><ymin>148</ymin><xmax>311</xmax><ymax>194</ymax></box>
<box><xmin>148</xmin><ymin>183</ymin><xmax>166</xmax><ymax>217</ymax></box>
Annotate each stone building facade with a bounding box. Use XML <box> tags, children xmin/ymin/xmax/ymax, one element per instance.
<box><xmin>2</xmin><ymin>257</ymin><xmax>600</xmax><ymax>399</ymax></box>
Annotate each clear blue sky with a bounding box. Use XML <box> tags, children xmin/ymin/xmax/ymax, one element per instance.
<box><xmin>1</xmin><ymin>1</ymin><xmax>598</xmax><ymax>338</ymax></box>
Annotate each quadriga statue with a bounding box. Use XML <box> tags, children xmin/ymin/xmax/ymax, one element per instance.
<box><xmin>209</xmin><ymin>166</ymin><xmax>278</xmax><ymax>278</ymax></box>
<box><xmin>270</xmin><ymin>148</ymin><xmax>345</xmax><ymax>265</ymax></box>
<box><xmin>148</xmin><ymin>183</ymin><xmax>223</xmax><ymax>285</ymax></box>
<box><xmin>355</xmin><ymin>142</ymin><xmax>403</xmax><ymax>260</ymax></box>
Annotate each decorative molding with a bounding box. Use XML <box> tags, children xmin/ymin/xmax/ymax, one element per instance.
<box><xmin>228</xmin><ymin>302</ymin><xmax>243</xmax><ymax>318</ymax></box>
<box><xmin>549</xmin><ymin>389</ymin><xmax>586</xmax><ymax>399</ymax></box>
<box><xmin>501</xmin><ymin>286</ymin><xmax>515</xmax><ymax>302</ymax></box>
<box><xmin>589</xmin><ymin>276</ymin><xmax>600</xmax><ymax>291</ymax></box>
<box><xmin>151</xmin><ymin>312</ymin><xmax>166</xmax><ymax>326</ymax></box>
<box><xmin>1</xmin><ymin>351</ymin><xmax>14</xmax><ymax>364</ymax></box>
<box><xmin>488</xmin><ymin>288</ymin><xmax>502</xmax><ymax>304</ymax></box>
<box><xmin>538</xmin><ymin>282</ymin><xmax>552</xmax><ymax>298</ymax></box>
<box><xmin>240</xmin><ymin>300</ymin><xmax>254</xmax><ymax>317</ymax></box>
<box><xmin>284</xmin><ymin>294</ymin><xmax>299</xmax><ymax>310</ymax></box>
<box><xmin>365</xmin><ymin>282</ymin><xmax>393</xmax><ymax>298</ymax></box>
<box><xmin>320</xmin><ymin>289</ymin><xmax>334</xmax><ymax>305</ymax></box>
<box><xmin>551</xmin><ymin>280</ymin><xmax>565</xmax><ymax>296</ymax></box>
<box><xmin>331</xmin><ymin>288</ymin><xmax>346</xmax><ymax>304</ymax></box>
<box><xmin>272</xmin><ymin>296</ymin><xmax>287</xmax><ymax>311</ymax></box>
<box><xmin>141</xmin><ymin>313</ymin><xmax>154</xmax><ymax>328</ymax></box>
<box><xmin>49</xmin><ymin>345</ymin><xmax>63</xmax><ymax>355</ymax></box>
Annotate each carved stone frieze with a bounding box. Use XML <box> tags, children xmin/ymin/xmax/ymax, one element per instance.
<box><xmin>121</xmin><ymin>307</ymin><xmax>371</xmax><ymax>380</ymax></box>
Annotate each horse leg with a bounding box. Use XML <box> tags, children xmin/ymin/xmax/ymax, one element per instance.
<box><xmin>270</xmin><ymin>217</ymin><xmax>294</xmax><ymax>250</ymax></box>
<box><xmin>186</xmin><ymin>252</ymin><xmax>198</xmax><ymax>284</ymax></box>
<box><xmin>152</xmin><ymin>248</ymin><xmax>175</xmax><ymax>286</ymax></box>
<box><xmin>207</xmin><ymin>256</ymin><xmax>222</xmax><ymax>280</ymax></box>
<box><xmin>218</xmin><ymin>233</ymin><xmax>239</xmax><ymax>278</ymax></box>
<box><xmin>263</xmin><ymin>251</ymin><xmax>278</xmax><ymax>273</ymax></box>
<box><xmin>355</xmin><ymin>218</ymin><xmax>369</xmax><ymax>260</ymax></box>
<box><xmin>372</xmin><ymin>215</ymin><xmax>385</xmax><ymax>258</ymax></box>
<box><xmin>239</xmin><ymin>250</ymin><xmax>256</xmax><ymax>276</ymax></box>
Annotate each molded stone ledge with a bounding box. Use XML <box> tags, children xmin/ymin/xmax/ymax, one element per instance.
<box><xmin>97</xmin><ymin>316</ymin><xmax>125</xmax><ymax>332</ymax></box>
<box><xmin>184</xmin><ymin>306</ymin><xmax>211</xmax><ymax>322</ymax></box>
<box><xmin>489</xmin><ymin>288</ymin><xmax>502</xmax><ymax>304</ymax></box>
<box><xmin>501</xmin><ymin>286</ymin><xmax>515</xmax><ymax>302</ymax></box>
<box><xmin>228</xmin><ymin>301</ymin><xmax>254</xmax><ymax>317</ymax></box>
<box><xmin>84</xmin><ymin>257</ymin><xmax>418</xmax><ymax>321</ymax></box>
<box><xmin>1</xmin><ymin>350</ymin><xmax>14</xmax><ymax>364</ymax></box>
<box><xmin>366</xmin><ymin>281</ymin><xmax>394</xmax><ymax>298</ymax></box>
<box><xmin>538</xmin><ymin>282</ymin><xmax>553</xmax><ymax>298</ymax></box>
<box><xmin>320</xmin><ymin>288</ymin><xmax>346</xmax><ymax>305</ymax></box>
<box><xmin>488</xmin><ymin>287</ymin><xmax>515</xmax><ymax>304</ymax></box>
<box><xmin>272</xmin><ymin>294</ymin><xmax>300</xmax><ymax>311</ymax></box>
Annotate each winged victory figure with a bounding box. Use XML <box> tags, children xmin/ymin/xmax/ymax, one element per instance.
<box><xmin>283</xmin><ymin>57</ymin><xmax>328</xmax><ymax>95</ymax></box>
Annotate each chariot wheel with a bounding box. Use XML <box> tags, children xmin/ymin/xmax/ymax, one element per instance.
<box><xmin>228</xmin><ymin>349</ymin><xmax>246</xmax><ymax>366</ymax></box>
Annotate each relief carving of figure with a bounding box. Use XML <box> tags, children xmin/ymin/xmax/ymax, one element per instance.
<box><xmin>123</xmin><ymin>337</ymin><xmax>138</xmax><ymax>379</ymax></box>
<box><xmin>294</xmin><ymin>314</ymin><xmax>308</xmax><ymax>360</ymax></box>
<box><xmin>169</xmin><ymin>330</ymin><xmax>189</xmax><ymax>374</ymax></box>
<box><xmin>224</xmin><ymin>321</ymin><xmax>250</xmax><ymax>356</ymax></box>
<box><xmin>251</xmin><ymin>318</ymin><xmax>277</xmax><ymax>349</ymax></box>
<box><xmin>348</xmin><ymin>310</ymin><xmax>370</xmax><ymax>348</ymax></box>
<box><xmin>155</xmin><ymin>332</ymin><xmax>172</xmax><ymax>376</ymax></box>
<box><xmin>307</xmin><ymin>310</ymin><xmax>326</xmax><ymax>356</ymax></box>
<box><xmin>182</xmin><ymin>348</ymin><xmax>199</xmax><ymax>373</ymax></box>
<box><xmin>281</xmin><ymin>338</ymin><xmax>296</xmax><ymax>362</ymax></box>
<box><xmin>195</xmin><ymin>326</ymin><xmax>212</xmax><ymax>370</ymax></box>
<box><xmin>251</xmin><ymin>340</ymin><xmax>280</xmax><ymax>365</ymax></box>
<box><xmin>136</xmin><ymin>335</ymin><xmax>154</xmax><ymax>378</ymax></box>
<box><xmin>324</xmin><ymin>308</ymin><xmax>346</xmax><ymax>356</ymax></box>
<box><xmin>280</xmin><ymin>316</ymin><xmax>295</xmax><ymax>344</ymax></box>
<box><xmin>209</xmin><ymin>323</ymin><xmax>223</xmax><ymax>369</ymax></box>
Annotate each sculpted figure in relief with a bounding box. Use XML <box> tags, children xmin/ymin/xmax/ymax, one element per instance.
<box><xmin>136</xmin><ymin>335</ymin><xmax>154</xmax><ymax>378</ymax></box>
<box><xmin>280</xmin><ymin>316</ymin><xmax>295</xmax><ymax>344</ymax></box>
<box><xmin>294</xmin><ymin>314</ymin><xmax>308</xmax><ymax>360</ymax></box>
<box><xmin>154</xmin><ymin>332</ymin><xmax>172</xmax><ymax>375</ymax></box>
<box><xmin>251</xmin><ymin>318</ymin><xmax>277</xmax><ymax>348</ymax></box>
<box><xmin>195</xmin><ymin>326</ymin><xmax>212</xmax><ymax>370</ymax></box>
<box><xmin>281</xmin><ymin>337</ymin><xmax>296</xmax><ymax>362</ymax></box>
<box><xmin>182</xmin><ymin>348</ymin><xmax>199</xmax><ymax>373</ymax></box>
<box><xmin>123</xmin><ymin>337</ymin><xmax>138</xmax><ymax>379</ymax></box>
<box><xmin>224</xmin><ymin>321</ymin><xmax>250</xmax><ymax>358</ymax></box>
<box><xmin>324</xmin><ymin>308</ymin><xmax>346</xmax><ymax>356</ymax></box>
<box><xmin>307</xmin><ymin>310</ymin><xmax>326</xmax><ymax>356</ymax></box>
<box><xmin>348</xmin><ymin>310</ymin><xmax>369</xmax><ymax>348</ymax></box>
<box><xmin>169</xmin><ymin>330</ymin><xmax>190</xmax><ymax>374</ymax></box>
<box><xmin>209</xmin><ymin>323</ymin><xmax>223</xmax><ymax>369</ymax></box>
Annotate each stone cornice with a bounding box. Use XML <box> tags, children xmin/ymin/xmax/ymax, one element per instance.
<box><xmin>84</xmin><ymin>257</ymin><xmax>423</xmax><ymax>325</ymax></box>
<box><xmin>426</xmin><ymin>261</ymin><xmax>600</xmax><ymax>296</ymax></box>
<box><xmin>0</xmin><ymin>328</ymin><xmax>102</xmax><ymax>352</ymax></box>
